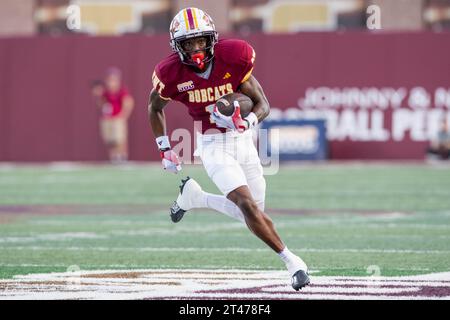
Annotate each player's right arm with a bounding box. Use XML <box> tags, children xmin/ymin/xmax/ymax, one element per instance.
<box><xmin>148</xmin><ymin>89</ymin><xmax>169</xmax><ymax>138</ymax></box>
<box><xmin>148</xmin><ymin>89</ymin><xmax>181</xmax><ymax>174</ymax></box>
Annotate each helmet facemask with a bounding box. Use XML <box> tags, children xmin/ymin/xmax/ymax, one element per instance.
<box><xmin>171</xmin><ymin>31</ymin><xmax>218</xmax><ymax>70</ymax></box>
<box><xmin>169</xmin><ymin>8</ymin><xmax>218</xmax><ymax>71</ymax></box>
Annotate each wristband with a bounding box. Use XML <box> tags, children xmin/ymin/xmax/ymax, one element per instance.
<box><xmin>156</xmin><ymin>135</ymin><xmax>170</xmax><ymax>150</ymax></box>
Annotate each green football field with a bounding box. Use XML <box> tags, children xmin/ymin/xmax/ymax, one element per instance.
<box><xmin>0</xmin><ymin>163</ymin><xmax>449</xmax><ymax>280</ymax></box>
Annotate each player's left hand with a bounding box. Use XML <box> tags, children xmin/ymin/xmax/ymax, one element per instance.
<box><xmin>210</xmin><ymin>101</ymin><xmax>249</xmax><ymax>133</ymax></box>
<box><xmin>160</xmin><ymin>149</ymin><xmax>182</xmax><ymax>174</ymax></box>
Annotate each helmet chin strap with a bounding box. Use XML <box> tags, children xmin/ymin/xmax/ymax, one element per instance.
<box><xmin>191</xmin><ymin>52</ymin><xmax>206</xmax><ymax>70</ymax></box>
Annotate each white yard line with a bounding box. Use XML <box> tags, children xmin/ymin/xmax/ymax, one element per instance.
<box><xmin>0</xmin><ymin>232</ymin><xmax>107</xmax><ymax>243</ymax></box>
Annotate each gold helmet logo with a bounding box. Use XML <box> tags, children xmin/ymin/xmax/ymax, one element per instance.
<box><xmin>170</xmin><ymin>19</ymin><xmax>180</xmax><ymax>35</ymax></box>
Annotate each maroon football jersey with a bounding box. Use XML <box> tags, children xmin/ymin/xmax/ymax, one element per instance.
<box><xmin>152</xmin><ymin>39</ymin><xmax>255</xmax><ymax>133</ymax></box>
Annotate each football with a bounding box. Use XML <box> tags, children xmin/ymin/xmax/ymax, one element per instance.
<box><xmin>215</xmin><ymin>92</ymin><xmax>254</xmax><ymax>118</ymax></box>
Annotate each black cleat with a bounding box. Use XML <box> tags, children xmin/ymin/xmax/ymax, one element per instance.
<box><xmin>169</xmin><ymin>177</ymin><xmax>191</xmax><ymax>223</ymax></box>
<box><xmin>291</xmin><ymin>270</ymin><xmax>310</xmax><ymax>291</ymax></box>
<box><xmin>170</xmin><ymin>201</ymin><xmax>186</xmax><ymax>223</ymax></box>
<box><xmin>179</xmin><ymin>176</ymin><xmax>191</xmax><ymax>194</ymax></box>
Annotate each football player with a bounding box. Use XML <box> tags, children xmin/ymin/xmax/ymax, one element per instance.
<box><xmin>148</xmin><ymin>7</ymin><xmax>310</xmax><ymax>290</ymax></box>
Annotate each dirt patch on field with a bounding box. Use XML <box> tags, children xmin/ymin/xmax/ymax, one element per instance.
<box><xmin>0</xmin><ymin>204</ymin><xmax>167</xmax><ymax>216</ymax></box>
<box><xmin>266</xmin><ymin>208</ymin><xmax>410</xmax><ymax>217</ymax></box>
<box><xmin>0</xmin><ymin>205</ymin><xmax>170</xmax><ymax>224</ymax></box>
<box><xmin>0</xmin><ymin>214</ymin><xmax>21</xmax><ymax>224</ymax></box>
<box><xmin>0</xmin><ymin>204</ymin><xmax>409</xmax><ymax>219</ymax></box>
<box><xmin>81</xmin><ymin>272</ymin><xmax>149</xmax><ymax>279</ymax></box>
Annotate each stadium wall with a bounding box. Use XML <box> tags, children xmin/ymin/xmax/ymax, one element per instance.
<box><xmin>0</xmin><ymin>32</ymin><xmax>449</xmax><ymax>162</ymax></box>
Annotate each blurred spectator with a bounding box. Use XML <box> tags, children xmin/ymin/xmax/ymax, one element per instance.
<box><xmin>427</xmin><ymin>117</ymin><xmax>450</xmax><ymax>160</ymax></box>
<box><xmin>91</xmin><ymin>67</ymin><xmax>134</xmax><ymax>163</ymax></box>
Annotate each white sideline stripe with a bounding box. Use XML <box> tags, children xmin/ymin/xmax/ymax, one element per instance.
<box><xmin>7</xmin><ymin>268</ymin><xmax>450</xmax><ymax>279</ymax></box>
<box><xmin>1</xmin><ymin>246</ymin><xmax>450</xmax><ymax>254</ymax></box>
<box><xmin>1</xmin><ymin>269</ymin><xmax>449</xmax><ymax>300</ymax></box>
<box><xmin>262</xmin><ymin>286</ymin><xmax>420</xmax><ymax>294</ymax></box>
<box><xmin>2</xmin><ymin>293</ymin><xmax>448</xmax><ymax>301</ymax></box>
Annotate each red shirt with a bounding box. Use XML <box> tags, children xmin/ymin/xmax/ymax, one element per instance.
<box><xmin>152</xmin><ymin>39</ymin><xmax>255</xmax><ymax>133</ymax></box>
<box><xmin>101</xmin><ymin>87</ymin><xmax>129</xmax><ymax>118</ymax></box>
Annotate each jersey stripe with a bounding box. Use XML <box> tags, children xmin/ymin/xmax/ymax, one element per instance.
<box><xmin>241</xmin><ymin>67</ymin><xmax>253</xmax><ymax>84</ymax></box>
<box><xmin>159</xmin><ymin>95</ymin><xmax>171</xmax><ymax>101</ymax></box>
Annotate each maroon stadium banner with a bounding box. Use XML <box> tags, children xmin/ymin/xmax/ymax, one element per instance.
<box><xmin>0</xmin><ymin>32</ymin><xmax>449</xmax><ymax>161</ymax></box>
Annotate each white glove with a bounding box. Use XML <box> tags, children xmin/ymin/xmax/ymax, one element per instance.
<box><xmin>210</xmin><ymin>101</ymin><xmax>258</xmax><ymax>133</ymax></box>
<box><xmin>160</xmin><ymin>149</ymin><xmax>182</xmax><ymax>174</ymax></box>
<box><xmin>210</xmin><ymin>112</ymin><xmax>234</xmax><ymax>130</ymax></box>
<box><xmin>156</xmin><ymin>136</ymin><xmax>181</xmax><ymax>174</ymax></box>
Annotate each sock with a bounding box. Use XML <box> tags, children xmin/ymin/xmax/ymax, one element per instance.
<box><xmin>193</xmin><ymin>189</ymin><xmax>208</xmax><ymax>208</ymax></box>
<box><xmin>204</xmin><ymin>192</ymin><xmax>245</xmax><ymax>223</ymax></box>
<box><xmin>278</xmin><ymin>246</ymin><xmax>308</xmax><ymax>276</ymax></box>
